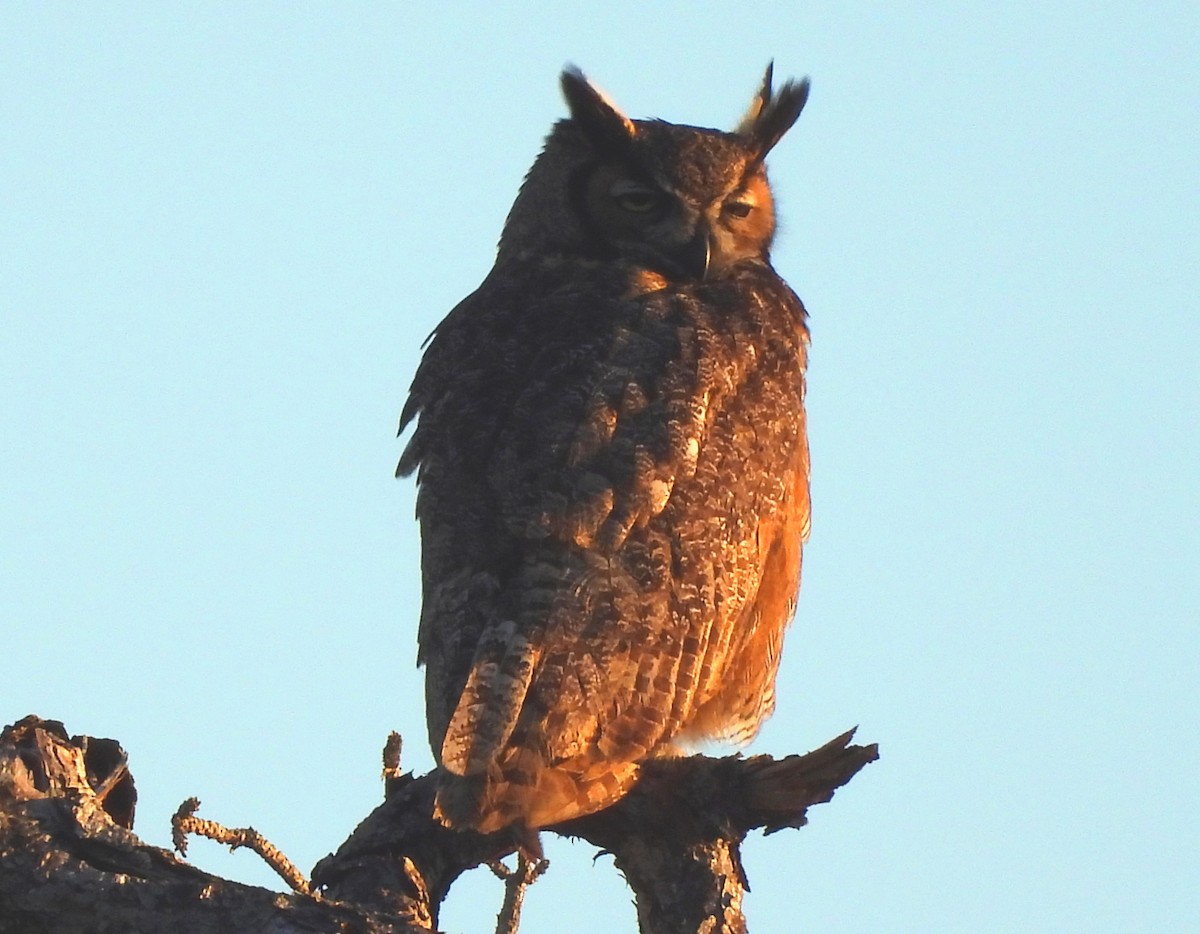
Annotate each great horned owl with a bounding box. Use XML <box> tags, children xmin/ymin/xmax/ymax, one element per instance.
<box><xmin>398</xmin><ymin>65</ymin><xmax>811</xmax><ymax>835</ymax></box>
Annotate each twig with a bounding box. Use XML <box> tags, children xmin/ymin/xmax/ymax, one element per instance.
<box><xmin>382</xmin><ymin>731</ymin><xmax>408</xmax><ymax>798</ymax></box>
<box><xmin>490</xmin><ymin>851</ymin><xmax>550</xmax><ymax>934</ymax></box>
<box><xmin>171</xmin><ymin>797</ymin><xmax>314</xmax><ymax>897</ymax></box>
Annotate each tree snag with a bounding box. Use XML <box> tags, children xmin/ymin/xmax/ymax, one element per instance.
<box><xmin>0</xmin><ymin>715</ymin><xmax>876</xmax><ymax>933</ymax></box>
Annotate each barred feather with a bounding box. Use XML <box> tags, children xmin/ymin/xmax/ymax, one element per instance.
<box><xmin>399</xmin><ymin>66</ymin><xmax>811</xmax><ymax>832</ymax></box>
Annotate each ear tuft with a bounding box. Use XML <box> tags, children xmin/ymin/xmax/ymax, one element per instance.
<box><xmin>735</xmin><ymin>61</ymin><xmax>776</xmax><ymax>135</ymax></box>
<box><xmin>735</xmin><ymin>64</ymin><xmax>810</xmax><ymax>161</ymax></box>
<box><xmin>560</xmin><ymin>66</ymin><xmax>637</xmax><ymax>155</ymax></box>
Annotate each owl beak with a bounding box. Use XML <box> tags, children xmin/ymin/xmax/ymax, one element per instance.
<box><xmin>678</xmin><ymin>225</ymin><xmax>713</xmax><ymax>281</ymax></box>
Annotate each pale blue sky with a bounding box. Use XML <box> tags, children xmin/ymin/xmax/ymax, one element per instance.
<box><xmin>3</xmin><ymin>4</ymin><xmax>1197</xmax><ymax>932</ymax></box>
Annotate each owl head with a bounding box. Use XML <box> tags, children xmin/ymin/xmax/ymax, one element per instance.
<box><xmin>497</xmin><ymin>65</ymin><xmax>810</xmax><ymax>281</ymax></box>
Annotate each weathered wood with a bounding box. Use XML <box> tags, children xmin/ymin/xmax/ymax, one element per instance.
<box><xmin>1</xmin><ymin>715</ymin><xmax>876</xmax><ymax>933</ymax></box>
<box><xmin>0</xmin><ymin>716</ymin><xmax>422</xmax><ymax>934</ymax></box>
<box><xmin>312</xmin><ymin>729</ymin><xmax>879</xmax><ymax>932</ymax></box>
<box><xmin>556</xmin><ymin>731</ymin><xmax>879</xmax><ymax>934</ymax></box>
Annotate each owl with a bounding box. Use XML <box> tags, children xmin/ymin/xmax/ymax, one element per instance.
<box><xmin>398</xmin><ymin>65</ymin><xmax>811</xmax><ymax>836</ymax></box>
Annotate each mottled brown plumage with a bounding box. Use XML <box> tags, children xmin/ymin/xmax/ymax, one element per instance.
<box><xmin>398</xmin><ymin>65</ymin><xmax>811</xmax><ymax>834</ymax></box>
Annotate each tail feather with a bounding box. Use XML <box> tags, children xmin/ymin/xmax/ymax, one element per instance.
<box><xmin>434</xmin><ymin>753</ymin><xmax>641</xmax><ymax>833</ymax></box>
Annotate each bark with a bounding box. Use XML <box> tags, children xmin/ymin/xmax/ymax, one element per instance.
<box><xmin>0</xmin><ymin>715</ymin><xmax>876</xmax><ymax>933</ymax></box>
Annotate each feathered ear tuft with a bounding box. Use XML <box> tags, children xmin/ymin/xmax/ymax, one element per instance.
<box><xmin>735</xmin><ymin>63</ymin><xmax>810</xmax><ymax>162</ymax></box>
<box><xmin>735</xmin><ymin>61</ymin><xmax>776</xmax><ymax>135</ymax></box>
<box><xmin>560</xmin><ymin>65</ymin><xmax>637</xmax><ymax>155</ymax></box>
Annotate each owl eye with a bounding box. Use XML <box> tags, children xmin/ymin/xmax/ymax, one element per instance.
<box><xmin>611</xmin><ymin>182</ymin><xmax>665</xmax><ymax>214</ymax></box>
<box><xmin>722</xmin><ymin>199</ymin><xmax>754</xmax><ymax>219</ymax></box>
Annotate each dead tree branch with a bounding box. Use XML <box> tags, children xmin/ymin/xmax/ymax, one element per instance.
<box><xmin>172</xmin><ymin>796</ymin><xmax>314</xmax><ymax>896</ymax></box>
<box><xmin>0</xmin><ymin>716</ymin><xmax>423</xmax><ymax>934</ymax></box>
<box><xmin>1</xmin><ymin>714</ymin><xmax>876</xmax><ymax>933</ymax></box>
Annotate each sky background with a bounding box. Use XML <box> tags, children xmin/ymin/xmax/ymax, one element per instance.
<box><xmin>3</xmin><ymin>3</ymin><xmax>1197</xmax><ymax>932</ymax></box>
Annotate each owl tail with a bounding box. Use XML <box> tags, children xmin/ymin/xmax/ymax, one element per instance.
<box><xmin>433</xmin><ymin>752</ymin><xmax>641</xmax><ymax>834</ymax></box>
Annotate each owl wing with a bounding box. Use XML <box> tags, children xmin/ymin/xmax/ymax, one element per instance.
<box><xmin>400</xmin><ymin>262</ymin><xmax>809</xmax><ymax>829</ymax></box>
